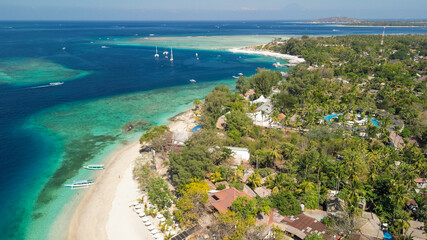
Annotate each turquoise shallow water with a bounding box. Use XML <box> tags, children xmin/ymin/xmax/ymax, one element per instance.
<box><xmin>25</xmin><ymin>79</ymin><xmax>238</xmax><ymax>239</ymax></box>
<box><xmin>1</xmin><ymin>21</ymin><xmax>424</xmax><ymax>240</ymax></box>
<box><xmin>0</xmin><ymin>58</ymin><xmax>91</xmax><ymax>86</ymax></box>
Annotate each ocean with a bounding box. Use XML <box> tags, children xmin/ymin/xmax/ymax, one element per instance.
<box><xmin>0</xmin><ymin>21</ymin><xmax>426</xmax><ymax>240</ymax></box>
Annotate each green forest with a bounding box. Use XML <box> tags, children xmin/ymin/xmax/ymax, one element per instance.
<box><xmin>135</xmin><ymin>34</ymin><xmax>427</xmax><ymax>240</ymax></box>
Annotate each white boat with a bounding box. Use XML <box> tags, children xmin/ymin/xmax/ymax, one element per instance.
<box><xmin>273</xmin><ymin>62</ymin><xmax>285</xmax><ymax>68</ymax></box>
<box><xmin>238</xmin><ymin>73</ymin><xmax>244</xmax><ymax>76</ymax></box>
<box><xmin>84</xmin><ymin>164</ymin><xmax>105</xmax><ymax>170</ymax></box>
<box><xmin>64</xmin><ymin>179</ymin><xmax>94</xmax><ymax>189</ymax></box>
<box><xmin>163</xmin><ymin>51</ymin><xmax>168</xmax><ymax>55</ymax></box>
<box><xmin>195</xmin><ymin>53</ymin><xmax>198</xmax><ymax>57</ymax></box>
<box><xmin>50</xmin><ymin>82</ymin><xmax>64</xmax><ymax>86</ymax></box>
<box><xmin>170</xmin><ymin>48</ymin><xmax>174</xmax><ymax>62</ymax></box>
<box><xmin>189</xmin><ymin>79</ymin><xmax>196</xmax><ymax>83</ymax></box>
<box><xmin>62</xmin><ymin>47</ymin><xmax>66</xmax><ymax>50</ymax></box>
<box><xmin>149</xmin><ymin>34</ymin><xmax>155</xmax><ymax>36</ymax></box>
<box><xmin>154</xmin><ymin>46</ymin><xmax>159</xmax><ymax>58</ymax></box>
<box><xmin>101</xmin><ymin>46</ymin><xmax>109</xmax><ymax>49</ymax></box>
<box><xmin>232</xmin><ymin>76</ymin><xmax>240</xmax><ymax>79</ymax></box>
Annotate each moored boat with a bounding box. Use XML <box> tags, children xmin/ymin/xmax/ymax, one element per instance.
<box><xmin>84</xmin><ymin>164</ymin><xmax>105</xmax><ymax>170</ymax></box>
<box><xmin>49</xmin><ymin>82</ymin><xmax>64</xmax><ymax>86</ymax></box>
<box><xmin>64</xmin><ymin>179</ymin><xmax>94</xmax><ymax>189</ymax></box>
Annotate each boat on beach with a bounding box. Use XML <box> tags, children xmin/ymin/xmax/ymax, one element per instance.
<box><xmin>50</xmin><ymin>82</ymin><xmax>64</xmax><ymax>86</ymax></box>
<box><xmin>84</xmin><ymin>164</ymin><xmax>105</xmax><ymax>170</ymax></box>
<box><xmin>64</xmin><ymin>179</ymin><xmax>94</xmax><ymax>189</ymax></box>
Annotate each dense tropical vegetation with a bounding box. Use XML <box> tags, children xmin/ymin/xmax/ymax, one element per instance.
<box><xmin>134</xmin><ymin>34</ymin><xmax>427</xmax><ymax>240</ymax></box>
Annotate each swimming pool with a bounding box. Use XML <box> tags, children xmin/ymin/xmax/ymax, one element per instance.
<box><xmin>324</xmin><ymin>114</ymin><xmax>339</xmax><ymax>122</ymax></box>
<box><xmin>192</xmin><ymin>124</ymin><xmax>203</xmax><ymax>132</ymax></box>
<box><xmin>370</xmin><ymin>118</ymin><xmax>380</xmax><ymax>127</ymax></box>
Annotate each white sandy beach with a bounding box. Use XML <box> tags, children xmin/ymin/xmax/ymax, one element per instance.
<box><xmin>229</xmin><ymin>47</ymin><xmax>306</xmax><ymax>64</ymax></box>
<box><xmin>66</xmin><ymin>141</ymin><xmax>148</xmax><ymax>240</ymax></box>
<box><xmin>65</xmin><ymin>108</ymin><xmax>195</xmax><ymax>240</ymax></box>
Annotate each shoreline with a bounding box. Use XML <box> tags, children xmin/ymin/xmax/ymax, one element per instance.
<box><xmin>65</xmin><ymin>140</ymin><xmax>142</xmax><ymax>240</ymax></box>
<box><xmin>64</xmin><ymin>108</ymin><xmax>196</xmax><ymax>240</ymax></box>
<box><xmin>229</xmin><ymin>47</ymin><xmax>306</xmax><ymax>64</ymax></box>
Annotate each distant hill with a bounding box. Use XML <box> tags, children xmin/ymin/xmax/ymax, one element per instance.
<box><xmin>312</xmin><ymin>17</ymin><xmax>363</xmax><ymax>23</ymax></box>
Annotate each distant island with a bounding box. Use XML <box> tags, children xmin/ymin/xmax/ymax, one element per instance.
<box><xmin>309</xmin><ymin>16</ymin><xmax>427</xmax><ymax>27</ymax></box>
<box><xmin>312</xmin><ymin>16</ymin><xmax>363</xmax><ymax>24</ymax></box>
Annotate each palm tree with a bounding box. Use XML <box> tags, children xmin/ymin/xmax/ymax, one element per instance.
<box><xmin>247</xmin><ymin>170</ymin><xmax>262</xmax><ymax>188</ymax></box>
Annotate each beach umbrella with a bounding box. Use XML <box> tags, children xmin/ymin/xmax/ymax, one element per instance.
<box><xmin>145</xmin><ymin>221</ymin><xmax>152</xmax><ymax>226</ymax></box>
<box><xmin>131</xmin><ymin>201</ymin><xmax>139</xmax><ymax>206</ymax></box>
<box><xmin>134</xmin><ymin>205</ymin><xmax>141</xmax><ymax>209</ymax></box>
<box><xmin>153</xmin><ymin>233</ymin><xmax>162</xmax><ymax>239</ymax></box>
<box><xmin>138</xmin><ymin>212</ymin><xmax>145</xmax><ymax>217</ymax></box>
<box><xmin>147</xmin><ymin>225</ymin><xmax>155</xmax><ymax>230</ymax></box>
<box><xmin>170</xmin><ymin>230</ymin><xmax>176</xmax><ymax>235</ymax></box>
<box><xmin>142</xmin><ymin>217</ymin><xmax>149</xmax><ymax>222</ymax></box>
<box><xmin>150</xmin><ymin>229</ymin><xmax>158</xmax><ymax>234</ymax></box>
<box><xmin>135</xmin><ymin>209</ymin><xmax>143</xmax><ymax>213</ymax></box>
<box><xmin>156</xmin><ymin>214</ymin><xmax>164</xmax><ymax>219</ymax></box>
<box><xmin>159</xmin><ymin>217</ymin><xmax>166</xmax><ymax>222</ymax></box>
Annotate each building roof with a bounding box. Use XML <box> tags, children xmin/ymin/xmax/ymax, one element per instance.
<box><xmin>243</xmin><ymin>184</ymin><xmax>257</xmax><ymax>198</ymax></box>
<box><xmin>415</xmin><ymin>178</ymin><xmax>426</xmax><ymax>183</ymax></box>
<box><xmin>204</xmin><ymin>179</ymin><xmax>217</xmax><ymax>190</ymax></box>
<box><xmin>254</xmin><ymin>186</ymin><xmax>272</xmax><ymax>198</ymax></box>
<box><xmin>253</xmin><ymin>95</ymin><xmax>267</xmax><ymax>104</ymax></box>
<box><xmin>417</xmin><ymin>75</ymin><xmax>427</xmax><ymax>82</ymax></box>
<box><xmin>390</xmin><ymin>131</ymin><xmax>404</xmax><ymax>149</ymax></box>
<box><xmin>209</xmin><ymin>187</ymin><xmax>252</xmax><ymax>213</ymax></box>
<box><xmin>354</xmin><ymin>212</ymin><xmax>383</xmax><ymax>239</ymax></box>
<box><xmin>269</xmin><ymin>210</ymin><xmax>329</xmax><ymax>239</ymax></box>
<box><xmin>245</xmin><ymin>89</ymin><xmax>256</xmax><ymax>97</ymax></box>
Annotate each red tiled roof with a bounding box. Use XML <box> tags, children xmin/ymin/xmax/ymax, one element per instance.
<box><xmin>414</xmin><ymin>178</ymin><xmax>426</xmax><ymax>183</ymax></box>
<box><xmin>269</xmin><ymin>210</ymin><xmax>329</xmax><ymax>238</ymax></box>
<box><xmin>417</xmin><ymin>75</ymin><xmax>427</xmax><ymax>82</ymax></box>
<box><xmin>209</xmin><ymin>187</ymin><xmax>252</xmax><ymax>213</ymax></box>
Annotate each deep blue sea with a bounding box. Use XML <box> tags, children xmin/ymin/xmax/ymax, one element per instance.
<box><xmin>0</xmin><ymin>21</ymin><xmax>426</xmax><ymax>240</ymax></box>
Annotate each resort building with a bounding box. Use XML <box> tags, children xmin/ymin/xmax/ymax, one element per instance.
<box><xmin>268</xmin><ymin>210</ymin><xmax>331</xmax><ymax>240</ymax></box>
<box><xmin>254</xmin><ymin>186</ymin><xmax>272</xmax><ymax>198</ymax></box>
<box><xmin>414</xmin><ymin>178</ymin><xmax>427</xmax><ymax>190</ymax></box>
<box><xmin>225</xmin><ymin>146</ymin><xmax>250</xmax><ymax>165</ymax></box>
<box><xmin>208</xmin><ymin>187</ymin><xmax>252</xmax><ymax>213</ymax></box>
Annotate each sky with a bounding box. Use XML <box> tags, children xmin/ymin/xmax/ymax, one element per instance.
<box><xmin>0</xmin><ymin>0</ymin><xmax>426</xmax><ymax>21</ymax></box>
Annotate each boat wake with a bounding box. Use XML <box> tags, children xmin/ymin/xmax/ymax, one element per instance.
<box><xmin>29</xmin><ymin>82</ymin><xmax>64</xmax><ymax>89</ymax></box>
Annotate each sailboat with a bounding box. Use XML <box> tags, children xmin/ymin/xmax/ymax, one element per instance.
<box><xmin>154</xmin><ymin>46</ymin><xmax>159</xmax><ymax>58</ymax></box>
<box><xmin>170</xmin><ymin>48</ymin><xmax>174</xmax><ymax>62</ymax></box>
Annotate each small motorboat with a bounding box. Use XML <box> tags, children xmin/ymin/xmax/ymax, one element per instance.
<box><xmin>84</xmin><ymin>164</ymin><xmax>105</xmax><ymax>170</ymax></box>
<box><xmin>64</xmin><ymin>179</ymin><xmax>94</xmax><ymax>189</ymax></box>
<box><xmin>189</xmin><ymin>79</ymin><xmax>196</xmax><ymax>83</ymax></box>
<box><xmin>49</xmin><ymin>82</ymin><xmax>64</xmax><ymax>86</ymax></box>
